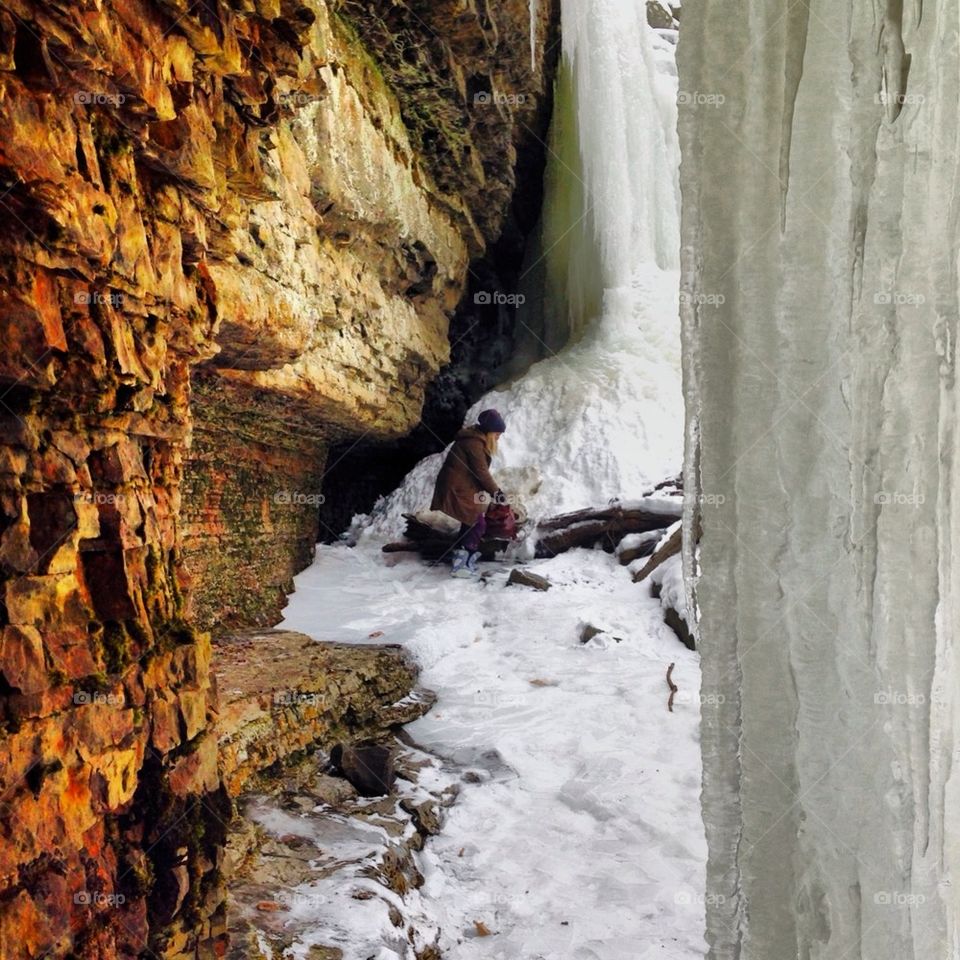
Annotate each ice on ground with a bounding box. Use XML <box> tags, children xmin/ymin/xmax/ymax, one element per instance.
<box><xmin>274</xmin><ymin>2</ymin><xmax>705</xmax><ymax>955</ymax></box>
<box><xmin>229</xmin><ymin>743</ymin><xmax>456</xmax><ymax>960</ymax></box>
<box><xmin>281</xmin><ymin>545</ymin><xmax>707</xmax><ymax>959</ymax></box>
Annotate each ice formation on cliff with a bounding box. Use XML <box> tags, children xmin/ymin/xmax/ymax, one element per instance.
<box><xmin>678</xmin><ymin>0</ymin><xmax>960</xmax><ymax>956</ymax></box>
<box><xmin>278</xmin><ymin>5</ymin><xmax>710</xmax><ymax>956</ymax></box>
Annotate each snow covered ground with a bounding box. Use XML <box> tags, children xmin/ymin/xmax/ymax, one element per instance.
<box><xmin>268</xmin><ymin>2</ymin><xmax>707</xmax><ymax>955</ymax></box>
<box><xmin>280</xmin><ymin>544</ymin><xmax>707</xmax><ymax>959</ymax></box>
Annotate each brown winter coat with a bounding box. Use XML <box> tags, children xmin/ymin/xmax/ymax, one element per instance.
<box><xmin>431</xmin><ymin>428</ymin><xmax>500</xmax><ymax>525</ymax></box>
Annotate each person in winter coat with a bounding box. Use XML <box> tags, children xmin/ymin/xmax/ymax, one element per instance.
<box><xmin>431</xmin><ymin>408</ymin><xmax>506</xmax><ymax>577</ymax></box>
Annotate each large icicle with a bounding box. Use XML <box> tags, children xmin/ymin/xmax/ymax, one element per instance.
<box><xmin>529</xmin><ymin>0</ymin><xmax>538</xmax><ymax>72</ymax></box>
<box><xmin>678</xmin><ymin>0</ymin><xmax>960</xmax><ymax>956</ymax></box>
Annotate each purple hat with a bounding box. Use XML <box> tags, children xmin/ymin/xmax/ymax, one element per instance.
<box><xmin>477</xmin><ymin>408</ymin><xmax>506</xmax><ymax>433</ymax></box>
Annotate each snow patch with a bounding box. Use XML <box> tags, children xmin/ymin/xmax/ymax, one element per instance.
<box><xmin>281</xmin><ymin>545</ymin><xmax>707</xmax><ymax>957</ymax></box>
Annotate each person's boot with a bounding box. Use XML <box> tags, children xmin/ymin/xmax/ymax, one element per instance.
<box><xmin>466</xmin><ymin>551</ymin><xmax>481</xmax><ymax>575</ymax></box>
<box><xmin>450</xmin><ymin>549</ymin><xmax>473</xmax><ymax>578</ymax></box>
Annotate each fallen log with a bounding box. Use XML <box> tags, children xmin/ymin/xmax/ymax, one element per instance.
<box><xmin>534</xmin><ymin>503</ymin><xmax>681</xmax><ymax>558</ymax></box>
<box><xmin>384</xmin><ymin>503</ymin><xmax>681</xmax><ymax>561</ymax></box>
<box><xmin>385</xmin><ymin>522</ymin><xmax>507</xmax><ymax>561</ymax></box>
<box><xmin>537</xmin><ymin>502</ymin><xmax>680</xmax><ymax>531</ymax></box>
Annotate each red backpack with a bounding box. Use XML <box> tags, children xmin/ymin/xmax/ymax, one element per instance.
<box><xmin>486</xmin><ymin>504</ymin><xmax>519</xmax><ymax>540</ymax></box>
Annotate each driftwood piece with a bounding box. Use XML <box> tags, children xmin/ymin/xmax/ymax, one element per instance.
<box><xmin>534</xmin><ymin>504</ymin><xmax>680</xmax><ymax>558</ymax></box>
<box><xmin>506</xmin><ymin>569</ymin><xmax>552</xmax><ymax>591</ymax></box>
<box><xmin>617</xmin><ymin>537</ymin><xmax>660</xmax><ymax>566</ymax></box>
<box><xmin>632</xmin><ymin>524</ymin><xmax>682</xmax><ymax>582</ymax></box>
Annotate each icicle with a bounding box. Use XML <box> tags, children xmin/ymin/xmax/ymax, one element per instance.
<box><xmin>532</xmin><ymin>0</ymin><xmax>681</xmax><ymax>346</ymax></box>
<box><xmin>529</xmin><ymin>0</ymin><xmax>538</xmax><ymax>72</ymax></box>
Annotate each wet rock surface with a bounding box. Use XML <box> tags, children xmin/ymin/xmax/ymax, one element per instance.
<box><xmin>213</xmin><ymin>629</ymin><xmax>440</xmax><ymax>958</ymax></box>
<box><xmin>213</xmin><ymin>629</ymin><xmax>434</xmax><ymax>797</ymax></box>
<box><xmin>224</xmin><ymin>741</ymin><xmax>458</xmax><ymax>960</ymax></box>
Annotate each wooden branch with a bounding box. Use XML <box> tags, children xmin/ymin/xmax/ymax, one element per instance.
<box><xmin>534</xmin><ymin>504</ymin><xmax>680</xmax><ymax>558</ymax></box>
<box><xmin>666</xmin><ymin>662</ymin><xmax>677</xmax><ymax>712</ymax></box>
<box><xmin>632</xmin><ymin>525</ymin><xmax>682</xmax><ymax>582</ymax></box>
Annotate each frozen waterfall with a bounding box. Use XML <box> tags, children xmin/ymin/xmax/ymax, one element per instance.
<box><xmin>364</xmin><ymin>0</ymin><xmax>684</xmax><ymax>535</ymax></box>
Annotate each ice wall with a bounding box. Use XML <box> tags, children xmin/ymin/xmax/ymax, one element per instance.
<box><xmin>678</xmin><ymin>1</ymin><xmax>960</xmax><ymax>957</ymax></box>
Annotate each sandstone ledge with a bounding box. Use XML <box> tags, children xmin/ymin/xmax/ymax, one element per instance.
<box><xmin>212</xmin><ymin>629</ymin><xmax>435</xmax><ymax>796</ymax></box>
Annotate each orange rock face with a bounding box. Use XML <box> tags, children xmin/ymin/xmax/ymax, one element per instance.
<box><xmin>0</xmin><ymin>0</ymin><xmax>557</xmax><ymax>955</ymax></box>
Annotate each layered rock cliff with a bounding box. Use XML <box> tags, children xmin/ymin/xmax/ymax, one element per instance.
<box><xmin>0</xmin><ymin>0</ymin><xmax>558</xmax><ymax>956</ymax></box>
<box><xmin>678</xmin><ymin>1</ymin><xmax>960</xmax><ymax>957</ymax></box>
<box><xmin>179</xmin><ymin>0</ymin><xmax>560</xmax><ymax>626</ymax></box>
